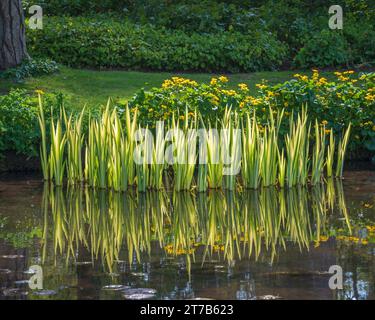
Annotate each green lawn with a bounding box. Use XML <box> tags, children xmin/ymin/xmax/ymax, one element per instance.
<box><xmin>0</xmin><ymin>66</ymin><xmax>335</xmax><ymax>107</ymax></box>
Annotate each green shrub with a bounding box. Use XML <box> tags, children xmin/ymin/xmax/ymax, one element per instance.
<box><xmin>127</xmin><ymin>71</ymin><xmax>375</xmax><ymax>159</ymax></box>
<box><xmin>27</xmin><ymin>16</ymin><xmax>287</xmax><ymax>72</ymax></box>
<box><xmin>0</xmin><ymin>89</ymin><xmax>104</xmax><ymax>158</ymax></box>
<box><xmin>0</xmin><ymin>89</ymin><xmax>65</xmax><ymax>157</ymax></box>
<box><xmin>0</xmin><ymin>58</ymin><xmax>59</xmax><ymax>82</ymax></box>
<box><xmin>293</xmin><ymin>30</ymin><xmax>350</xmax><ymax>68</ymax></box>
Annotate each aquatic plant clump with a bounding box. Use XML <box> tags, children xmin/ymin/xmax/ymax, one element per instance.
<box><xmin>37</xmin><ymin>94</ymin><xmax>352</xmax><ymax>191</ymax></box>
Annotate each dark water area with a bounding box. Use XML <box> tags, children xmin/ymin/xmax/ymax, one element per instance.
<box><xmin>0</xmin><ymin>171</ymin><xmax>374</xmax><ymax>300</ymax></box>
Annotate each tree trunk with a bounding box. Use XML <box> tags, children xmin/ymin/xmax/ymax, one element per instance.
<box><xmin>0</xmin><ymin>0</ymin><xmax>28</xmax><ymax>70</ymax></box>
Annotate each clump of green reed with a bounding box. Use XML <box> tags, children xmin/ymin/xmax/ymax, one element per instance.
<box><xmin>171</xmin><ymin>110</ymin><xmax>197</xmax><ymax>191</ymax></box>
<box><xmin>49</xmin><ymin>114</ymin><xmax>66</xmax><ymax>186</ymax></box>
<box><xmin>311</xmin><ymin>120</ymin><xmax>326</xmax><ymax>185</ymax></box>
<box><xmin>335</xmin><ymin>124</ymin><xmax>351</xmax><ymax>178</ymax></box>
<box><xmin>241</xmin><ymin>111</ymin><xmax>261</xmax><ymax>189</ymax></box>
<box><xmin>125</xmin><ymin>106</ymin><xmax>138</xmax><ymax>186</ymax></box>
<box><xmin>285</xmin><ymin>109</ymin><xmax>310</xmax><ymax>188</ymax></box>
<box><xmin>150</xmin><ymin>121</ymin><xmax>166</xmax><ymax>189</ymax></box>
<box><xmin>109</xmin><ymin>110</ymin><xmax>128</xmax><ymax>192</ymax></box>
<box><xmin>40</xmin><ymin>102</ymin><xmax>353</xmax><ymax>191</ymax></box>
<box><xmin>260</xmin><ymin>109</ymin><xmax>283</xmax><ymax>187</ymax></box>
<box><xmin>37</xmin><ymin>92</ymin><xmax>49</xmax><ymax>181</ymax></box>
<box><xmin>206</xmin><ymin>123</ymin><xmax>223</xmax><ymax>189</ymax></box>
<box><xmin>222</xmin><ymin>108</ymin><xmax>241</xmax><ymax>191</ymax></box>
<box><xmin>135</xmin><ymin>124</ymin><xmax>151</xmax><ymax>192</ymax></box>
<box><xmin>325</xmin><ymin>129</ymin><xmax>335</xmax><ymax>178</ymax></box>
<box><xmin>64</xmin><ymin>108</ymin><xmax>85</xmax><ymax>184</ymax></box>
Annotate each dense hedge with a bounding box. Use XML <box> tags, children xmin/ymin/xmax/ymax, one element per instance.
<box><xmin>27</xmin><ymin>17</ymin><xmax>286</xmax><ymax>72</ymax></box>
<box><xmin>23</xmin><ymin>1</ymin><xmax>375</xmax><ymax>69</ymax></box>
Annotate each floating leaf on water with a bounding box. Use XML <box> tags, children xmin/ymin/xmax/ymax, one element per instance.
<box><xmin>258</xmin><ymin>295</ymin><xmax>282</xmax><ymax>300</ymax></box>
<box><xmin>123</xmin><ymin>288</ymin><xmax>157</xmax><ymax>300</ymax></box>
<box><xmin>123</xmin><ymin>293</ymin><xmax>156</xmax><ymax>300</ymax></box>
<box><xmin>33</xmin><ymin>290</ymin><xmax>57</xmax><ymax>296</ymax></box>
<box><xmin>3</xmin><ymin>288</ymin><xmax>28</xmax><ymax>296</ymax></box>
<box><xmin>102</xmin><ymin>285</ymin><xmax>129</xmax><ymax>291</ymax></box>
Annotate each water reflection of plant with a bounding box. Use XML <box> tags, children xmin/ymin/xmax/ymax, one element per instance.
<box><xmin>42</xmin><ymin>182</ymin><xmax>354</xmax><ymax>273</ymax></box>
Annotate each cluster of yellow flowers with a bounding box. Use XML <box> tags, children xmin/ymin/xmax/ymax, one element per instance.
<box><xmin>255</xmin><ymin>83</ymin><xmax>268</xmax><ymax>90</ymax></box>
<box><xmin>210</xmin><ymin>75</ymin><xmax>229</xmax><ymax>86</ymax></box>
<box><xmin>294</xmin><ymin>70</ymin><xmax>330</xmax><ymax>86</ymax></box>
<box><xmin>293</xmin><ymin>74</ymin><xmax>309</xmax><ymax>82</ymax></box>
<box><xmin>238</xmin><ymin>83</ymin><xmax>249</xmax><ymax>92</ymax></box>
<box><xmin>221</xmin><ymin>89</ymin><xmax>236</xmax><ymax>96</ymax></box>
<box><xmin>239</xmin><ymin>95</ymin><xmax>262</xmax><ymax>108</ymax></box>
<box><xmin>334</xmin><ymin>70</ymin><xmax>355</xmax><ymax>82</ymax></box>
<box><xmin>162</xmin><ymin>77</ymin><xmax>198</xmax><ymax>89</ymax></box>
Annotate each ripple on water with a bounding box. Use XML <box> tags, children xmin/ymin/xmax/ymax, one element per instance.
<box><xmin>0</xmin><ymin>269</ymin><xmax>12</xmax><ymax>274</ymax></box>
<box><xmin>1</xmin><ymin>255</ymin><xmax>25</xmax><ymax>259</ymax></box>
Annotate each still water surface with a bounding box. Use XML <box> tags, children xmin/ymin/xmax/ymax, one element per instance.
<box><xmin>0</xmin><ymin>171</ymin><xmax>374</xmax><ymax>300</ymax></box>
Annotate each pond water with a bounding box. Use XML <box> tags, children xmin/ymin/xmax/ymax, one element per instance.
<box><xmin>0</xmin><ymin>170</ymin><xmax>374</xmax><ymax>300</ymax></box>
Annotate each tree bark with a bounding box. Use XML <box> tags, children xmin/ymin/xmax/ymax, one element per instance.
<box><xmin>0</xmin><ymin>0</ymin><xmax>28</xmax><ymax>70</ymax></box>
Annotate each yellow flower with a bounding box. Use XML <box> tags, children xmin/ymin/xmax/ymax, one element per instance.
<box><xmin>318</xmin><ymin>77</ymin><xmax>328</xmax><ymax>85</ymax></box>
<box><xmin>238</xmin><ymin>83</ymin><xmax>249</xmax><ymax>91</ymax></box>
<box><xmin>256</xmin><ymin>83</ymin><xmax>267</xmax><ymax>90</ymax></box>
<box><xmin>321</xmin><ymin>120</ymin><xmax>328</xmax><ymax>125</ymax></box>
<box><xmin>210</xmin><ymin>77</ymin><xmax>218</xmax><ymax>86</ymax></box>
<box><xmin>35</xmin><ymin>89</ymin><xmax>45</xmax><ymax>95</ymax></box>
<box><xmin>179</xmin><ymin>115</ymin><xmax>185</xmax><ymax>120</ymax></box>
<box><xmin>221</xmin><ymin>89</ymin><xmax>236</xmax><ymax>96</ymax></box>
<box><xmin>365</xmin><ymin>94</ymin><xmax>375</xmax><ymax>102</ymax></box>
<box><xmin>218</xmin><ymin>75</ymin><xmax>228</xmax><ymax>83</ymax></box>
